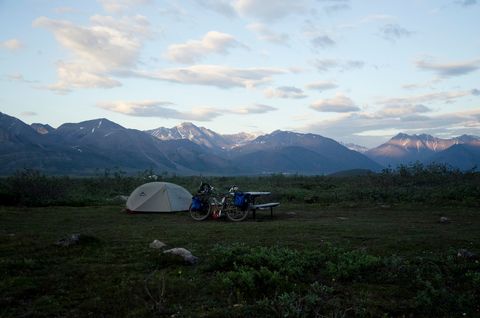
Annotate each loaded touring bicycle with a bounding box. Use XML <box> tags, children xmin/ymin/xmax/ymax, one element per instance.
<box><xmin>189</xmin><ymin>182</ymin><xmax>279</xmax><ymax>221</ymax></box>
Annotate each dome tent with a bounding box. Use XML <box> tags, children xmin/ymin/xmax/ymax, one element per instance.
<box><xmin>126</xmin><ymin>182</ymin><xmax>192</xmax><ymax>213</ymax></box>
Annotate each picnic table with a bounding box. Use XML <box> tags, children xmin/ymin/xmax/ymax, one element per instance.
<box><xmin>244</xmin><ymin>191</ymin><xmax>280</xmax><ymax>219</ymax></box>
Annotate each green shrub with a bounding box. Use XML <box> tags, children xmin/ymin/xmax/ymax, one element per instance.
<box><xmin>209</xmin><ymin>244</ymin><xmax>325</xmax><ymax>302</ymax></box>
<box><xmin>1</xmin><ymin>164</ymin><xmax>479</xmax><ymax>207</ymax></box>
<box><xmin>324</xmin><ymin>247</ymin><xmax>381</xmax><ymax>281</ymax></box>
<box><xmin>3</xmin><ymin>169</ymin><xmax>68</xmax><ymax>206</ymax></box>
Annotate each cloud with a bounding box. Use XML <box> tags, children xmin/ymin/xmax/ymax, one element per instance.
<box><xmin>230</xmin><ymin>104</ymin><xmax>277</xmax><ymax>114</ymax></box>
<box><xmin>97</xmin><ymin>0</ymin><xmax>152</xmax><ymax>13</ymax></box>
<box><xmin>128</xmin><ymin>65</ymin><xmax>287</xmax><ymax>89</ymax></box>
<box><xmin>246</xmin><ymin>23</ymin><xmax>289</xmax><ymax>45</ymax></box>
<box><xmin>33</xmin><ymin>15</ymin><xmax>150</xmax><ymax>92</ymax></box>
<box><xmin>472</xmin><ymin>88</ymin><xmax>480</xmax><ymax>96</ymax></box>
<box><xmin>158</xmin><ymin>4</ymin><xmax>190</xmax><ymax>21</ymax></box>
<box><xmin>264</xmin><ymin>86</ymin><xmax>307</xmax><ymax>99</ymax></box>
<box><xmin>34</xmin><ymin>14</ymin><xmax>150</xmax><ymax>63</ymax></box>
<box><xmin>165</xmin><ymin>31</ymin><xmax>245</xmax><ymax>64</ymax></box>
<box><xmin>324</xmin><ymin>4</ymin><xmax>350</xmax><ymax>13</ymax></box>
<box><xmin>314</xmin><ymin>58</ymin><xmax>364</xmax><ymax>72</ymax></box>
<box><xmin>196</xmin><ymin>0</ymin><xmax>309</xmax><ymax>21</ymax></box>
<box><xmin>402</xmin><ymin>78</ymin><xmax>442</xmax><ymax>90</ymax></box>
<box><xmin>20</xmin><ymin>111</ymin><xmax>38</xmax><ymax>117</ymax></box>
<box><xmin>303</xmin><ymin>90</ymin><xmax>476</xmax><ymax>143</ymax></box>
<box><xmin>360</xmin><ymin>14</ymin><xmax>396</xmax><ymax>23</ymax></box>
<box><xmin>455</xmin><ymin>0</ymin><xmax>477</xmax><ymax>6</ymax></box>
<box><xmin>301</xmin><ymin>109</ymin><xmax>480</xmax><ymax>146</ymax></box>
<box><xmin>54</xmin><ymin>7</ymin><xmax>80</xmax><ymax>14</ymax></box>
<box><xmin>345</xmin><ymin>60</ymin><xmax>365</xmax><ymax>69</ymax></box>
<box><xmin>317</xmin><ymin>89</ymin><xmax>478</xmax><ymax>142</ymax></box>
<box><xmin>415</xmin><ymin>58</ymin><xmax>480</xmax><ymax>77</ymax></box>
<box><xmin>6</xmin><ymin>73</ymin><xmax>37</xmax><ymax>84</ymax></box>
<box><xmin>400</xmin><ymin>114</ymin><xmax>432</xmax><ymax>122</ymax></box>
<box><xmin>89</xmin><ymin>14</ymin><xmax>151</xmax><ymax>35</ymax></box>
<box><xmin>316</xmin><ymin>0</ymin><xmax>350</xmax><ymax>3</ymax></box>
<box><xmin>316</xmin><ymin>0</ymin><xmax>351</xmax><ymax>13</ymax></box>
<box><xmin>195</xmin><ymin>0</ymin><xmax>237</xmax><ymax>17</ymax></box>
<box><xmin>377</xmin><ymin>104</ymin><xmax>432</xmax><ymax>118</ymax></box>
<box><xmin>311</xmin><ymin>35</ymin><xmax>335</xmax><ymax>48</ymax></box>
<box><xmin>98</xmin><ymin>100</ymin><xmax>277</xmax><ymax>120</ymax></box>
<box><xmin>310</xmin><ymin>93</ymin><xmax>361</xmax><ymax>112</ymax></box>
<box><xmin>378</xmin><ymin>90</ymin><xmax>474</xmax><ymax>106</ymax></box>
<box><xmin>6</xmin><ymin>73</ymin><xmax>25</xmax><ymax>81</ymax></box>
<box><xmin>48</xmin><ymin>61</ymin><xmax>122</xmax><ymax>93</ymax></box>
<box><xmin>314</xmin><ymin>59</ymin><xmax>338</xmax><ymax>71</ymax></box>
<box><xmin>380</xmin><ymin>24</ymin><xmax>413</xmax><ymax>42</ymax></box>
<box><xmin>1</xmin><ymin>39</ymin><xmax>24</xmax><ymax>51</ymax></box>
<box><xmin>98</xmin><ymin>100</ymin><xmax>222</xmax><ymax>121</ymax></box>
<box><xmin>305</xmin><ymin>80</ymin><xmax>338</xmax><ymax>92</ymax></box>
<box><xmin>234</xmin><ymin>0</ymin><xmax>308</xmax><ymax>21</ymax></box>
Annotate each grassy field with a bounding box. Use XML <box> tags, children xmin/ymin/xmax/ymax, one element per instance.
<box><xmin>1</xmin><ymin>203</ymin><xmax>479</xmax><ymax>317</ymax></box>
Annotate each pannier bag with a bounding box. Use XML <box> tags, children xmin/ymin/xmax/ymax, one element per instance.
<box><xmin>191</xmin><ymin>196</ymin><xmax>203</xmax><ymax>211</ymax></box>
<box><xmin>234</xmin><ymin>192</ymin><xmax>250</xmax><ymax>210</ymax></box>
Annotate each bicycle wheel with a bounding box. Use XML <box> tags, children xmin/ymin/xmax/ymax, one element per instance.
<box><xmin>225</xmin><ymin>198</ymin><xmax>249</xmax><ymax>222</ymax></box>
<box><xmin>189</xmin><ymin>200</ymin><xmax>210</xmax><ymax>221</ymax></box>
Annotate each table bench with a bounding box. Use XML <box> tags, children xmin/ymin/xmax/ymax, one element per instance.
<box><xmin>250</xmin><ymin>202</ymin><xmax>280</xmax><ymax>219</ymax></box>
<box><xmin>243</xmin><ymin>191</ymin><xmax>280</xmax><ymax>219</ymax></box>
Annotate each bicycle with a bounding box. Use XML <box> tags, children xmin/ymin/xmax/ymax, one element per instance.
<box><xmin>189</xmin><ymin>183</ymin><xmax>250</xmax><ymax>222</ymax></box>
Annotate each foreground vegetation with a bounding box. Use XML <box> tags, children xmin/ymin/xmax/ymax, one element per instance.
<box><xmin>1</xmin><ymin>204</ymin><xmax>479</xmax><ymax>317</ymax></box>
<box><xmin>0</xmin><ymin>162</ymin><xmax>479</xmax><ymax>208</ymax></box>
<box><xmin>1</xmin><ymin>164</ymin><xmax>479</xmax><ymax>317</ymax></box>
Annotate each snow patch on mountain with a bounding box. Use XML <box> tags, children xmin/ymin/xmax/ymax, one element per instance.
<box><xmin>340</xmin><ymin>142</ymin><xmax>369</xmax><ymax>153</ymax></box>
<box><xmin>146</xmin><ymin>122</ymin><xmax>256</xmax><ymax>150</ymax></box>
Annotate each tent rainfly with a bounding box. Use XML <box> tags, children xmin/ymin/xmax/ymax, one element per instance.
<box><xmin>126</xmin><ymin>182</ymin><xmax>192</xmax><ymax>213</ymax></box>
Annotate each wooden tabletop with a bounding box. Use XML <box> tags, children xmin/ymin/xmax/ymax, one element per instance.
<box><xmin>244</xmin><ymin>191</ymin><xmax>271</xmax><ymax>196</ymax></box>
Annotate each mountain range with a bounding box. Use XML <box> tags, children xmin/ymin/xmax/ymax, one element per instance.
<box><xmin>1</xmin><ymin>111</ymin><xmax>479</xmax><ymax>175</ymax></box>
<box><xmin>146</xmin><ymin>122</ymin><xmax>256</xmax><ymax>150</ymax></box>
<box><xmin>366</xmin><ymin>133</ymin><xmax>480</xmax><ymax>170</ymax></box>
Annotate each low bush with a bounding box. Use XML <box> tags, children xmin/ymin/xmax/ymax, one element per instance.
<box><xmin>324</xmin><ymin>247</ymin><xmax>381</xmax><ymax>281</ymax></box>
<box><xmin>203</xmin><ymin>244</ymin><xmax>480</xmax><ymax>316</ymax></box>
<box><xmin>0</xmin><ymin>163</ymin><xmax>479</xmax><ymax>207</ymax></box>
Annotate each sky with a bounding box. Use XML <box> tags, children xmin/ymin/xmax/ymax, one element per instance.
<box><xmin>0</xmin><ymin>0</ymin><xmax>479</xmax><ymax>147</ymax></box>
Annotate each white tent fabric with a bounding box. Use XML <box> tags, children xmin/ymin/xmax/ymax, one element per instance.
<box><xmin>126</xmin><ymin>182</ymin><xmax>192</xmax><ymax>212</ymax></box>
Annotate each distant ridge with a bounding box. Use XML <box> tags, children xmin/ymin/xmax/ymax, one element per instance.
<box><xmin>366</xmin><ymin>133</ymin><xmax>480</xmax><ymax>169</ymax></box>
<box><xmin>229</xmin><ymin>130</ymin><xmax>383</xmax><ymax>174</ymax></box>
<box><xmin>146</xmin><ymin>122</ymin><xmax>256</xmax><ymax>150</ymax></box>
<box><xmin>428</xmin><ymin>144</ymin><xmax>480</xmax><ymax>171</ymax></box>
<box><xmin>1</xmin><ymin>112</ymin><xmax>479</xmax><ymax>175</ymax></box>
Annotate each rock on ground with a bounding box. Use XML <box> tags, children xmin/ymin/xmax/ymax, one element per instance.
<box><xmin>55</xmin><ymin>234</ymin><xmax>81</xmax><ymax>247</ymax></box>
<box><xmin>439</xmin><ymin>216</ymin><xmax>450</xmax><ymax>224</ymax></box>
<box><xmin>163</xmin><ymin>247</ymin><xmax>198</xmax><ymax>265</ymax></box>
<box><xmin>55</xmin><ymin>234</ymin><xmax>99</xmax><ymax>247</ymax></box>
<box><xmin>149</xmin><ymin>240</ymin><xmax>167</xmax><ymax>249</ymax></box>
<box><xmin>109</xmin><ymin>195</ymin><xmax>129</xmax><ymax>203</ymax></box>
<box><xmin>457</xmin><ymin>249</ymin><xmax>478</xmax><ymax>260</ymax></box>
